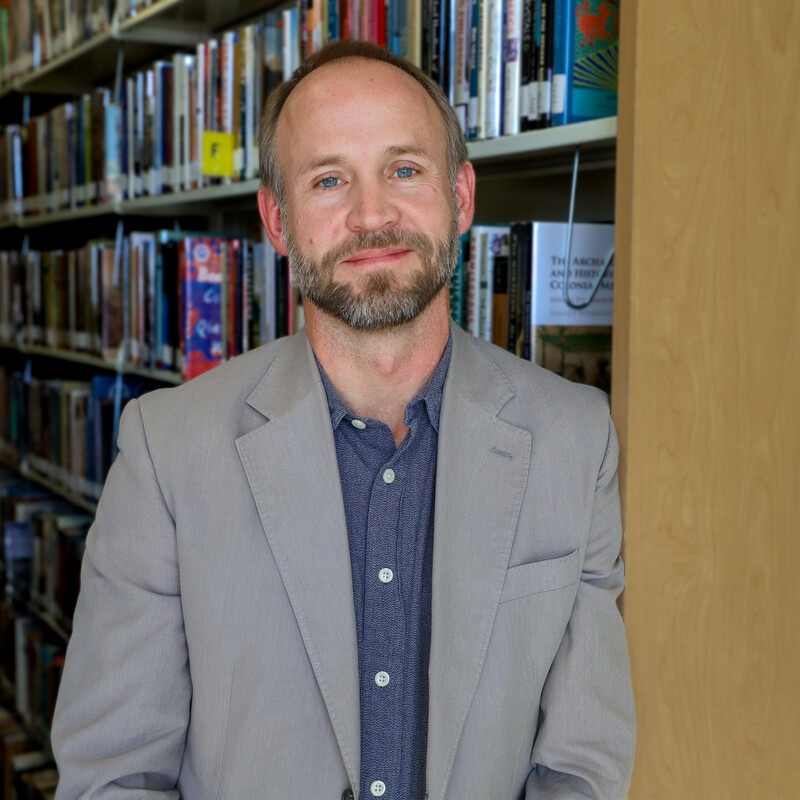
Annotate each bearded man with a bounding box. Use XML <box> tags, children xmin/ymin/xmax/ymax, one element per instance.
<box><xmin>52</xmin><ymin>40</ymin><xmax>635</xmax><ymax>800</ymax></box>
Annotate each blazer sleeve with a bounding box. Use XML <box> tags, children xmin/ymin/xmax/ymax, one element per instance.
<box><xmin>525</xmin><ymin>414</ymin><xmax>636</xmax><ymax>799</ymax></box>
<box><xmin>51</xmin><ymin>398</ymin><xmax>190</xmax><ymax>799</ymax></box>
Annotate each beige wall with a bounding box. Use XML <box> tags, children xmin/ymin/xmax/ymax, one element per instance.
<box><xmin>613</xmin><ymin>1</ymin><xmax>800</xmax><ymax>797</ymax></box>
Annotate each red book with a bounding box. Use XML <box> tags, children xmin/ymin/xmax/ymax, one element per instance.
<box><xmin>180</xmin><ymin>237</ymin><xmax>224</xmax><ymax>380</ymax></box>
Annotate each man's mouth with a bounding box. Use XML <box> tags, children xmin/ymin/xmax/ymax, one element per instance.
<box><xmin>340</xmin><ymin>247</ymin><xmax>414</xmax><ymax>267</ymax></box>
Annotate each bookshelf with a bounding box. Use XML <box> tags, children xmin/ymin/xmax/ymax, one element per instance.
<box><xmin>0</xmin><ymin>116</ymin><xmax>617</xmax><ymax>231</ymax></box>
<box><xmin>0</xmin><ymin>0</ymin><xmax>282</xmax><ymax>117</ymax></box>
<box><xmin>0</xmin><ymin>2</ymin><xmax>794</xmax><ymax>797</ymax></box>
<box><xmin>0</xmin><ymin>342</ymin><xmax>182</xmax><ymax>385</ymax></box>
<box><xmin>0</xmin><ymin>0</ymin><xmax>629</xmax><ymax>791</ymax></box>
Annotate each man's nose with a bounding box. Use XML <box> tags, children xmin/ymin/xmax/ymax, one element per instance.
<box><xmin>345</xmin><ymin>177</ymin><xmax>399</xmax><ymax>233</ymax></box>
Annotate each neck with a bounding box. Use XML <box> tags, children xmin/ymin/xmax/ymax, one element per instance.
<box><xmin>306</xmin><ymin>290</ymin><xmax>451</xmax><ymax>445</ymax></box>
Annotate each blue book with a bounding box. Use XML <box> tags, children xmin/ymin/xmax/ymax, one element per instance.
<box><xmin>551</xmin><ymin>0</ymin><xmax>619</xmax><ymax>127</ymax></box>
<box><xmin>467</xmin><ymin>0</ymin><xmax>480</xmax><ymax>139</ymax></box>
<box><xmin>327</xmin><ymin>0</ymin><xmax>339</xmax><ymax>43</ymax></box>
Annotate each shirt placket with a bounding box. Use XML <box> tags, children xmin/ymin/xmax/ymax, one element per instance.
<box><xmin>360</xmin><ymin>443</ymin><xmax>408</xmax><ymax>799</ymax></box>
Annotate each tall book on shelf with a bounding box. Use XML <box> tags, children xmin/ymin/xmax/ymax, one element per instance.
<box><xmin>179</xmin><ymin>237</ymin><xmax>225</xmax><ymax>380</ymax></box>
<box><xmin>528</xmin><ymin>221</ymin><xmax>614</xmax><ymax>391</ymax></box>
<box><xmin>551</xmin><ymin>0</ymin><xmax>620</xmax><ymax>127</ymax></box>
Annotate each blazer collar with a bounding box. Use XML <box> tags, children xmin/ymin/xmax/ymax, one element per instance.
<box><xmin>244</xmin><ymin>328</ymin><xmax>321</xmax><ymax>420</ymax></box>
<box><xmin>237</xmin><ymin>330</ymin><xmax>362</xmax><ymax>790</ymax></box>
<box><xmin>427</xmin><ymin>325</ymin><xmax>532</xmax><ymax>798</ymax></box>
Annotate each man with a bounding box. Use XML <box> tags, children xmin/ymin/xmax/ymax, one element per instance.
<box><xmin>52</xmin><ymin>41</ymin><xmax>634</xmax><ymax>799</ymax></box>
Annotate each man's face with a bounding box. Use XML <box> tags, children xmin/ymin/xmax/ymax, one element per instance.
<box><xmin>260</xmin><ymin>58</ymin><xmax>474</xmax><ymax>331</ymax></box>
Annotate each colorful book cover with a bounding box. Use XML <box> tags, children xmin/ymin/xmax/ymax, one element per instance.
<box><xmin>530</xmin><ymin>221</ymin><xmax>614</xmax><ymax>390</ymax></box>
<box><xmin>180</xmin><ymin>237</ymin><xmax>224</xmax><ymax>380</ymax></box>
<box><xmin>552</xmin><ymin>0</ymin><xmax>619</xmax><ymax>126</ymax></box>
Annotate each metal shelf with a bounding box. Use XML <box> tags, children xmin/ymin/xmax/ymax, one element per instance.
<box><xmin>0</xmin><ymin>118</ymin><xmax>617</xmax><ymax>230</ymax></box>
<box><xmin>468</xmin><ymin>117</ymin><xmax>617</xmax><ymax>162</ymax></box>
<box><xmin>0</xmin><ymin>341</ymin><xmax>183</xmax><ymax>384</ymax></box>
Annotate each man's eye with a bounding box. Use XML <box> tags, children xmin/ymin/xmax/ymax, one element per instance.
<box><xmin>395</xmin><ymin>167</ymin><xmax>416</xmax><ymax>179</ymax></box>
<box><xmin>318</xmin><ymin>176</ymin><xmax>340</xmax><ymax>188</ymax></box>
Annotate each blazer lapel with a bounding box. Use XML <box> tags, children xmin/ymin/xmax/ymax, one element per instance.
<box><xmin>235</xmin><ymin>332</ymin><xmax>360</xmax><ymax>792</ymax></box>
<box><xmin>427</xmin><ymin>327</ymin><xmax>532</xmax><ymax>799</ymax></box>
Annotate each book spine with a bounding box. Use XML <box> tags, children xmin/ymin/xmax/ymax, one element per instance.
<box><xmin>466</xmin><ymin>0</ymin><xmax>480</xmax><ymax>140</ymax></box>
<box><xmin>484</xmin><ymin>0</ymin><xmax>504</xmax><ymax>139</ymax></box>
<box><xmin>535</xmin><ymin>0</ymin><xmax>552</xmax><ymax>128</ymax></box>
<box><xmin>195</xmin><ymin>42</ymin><xmax>206</xmax><ymax>189</ymax></box>
<box><xmin>181</xmin><ymin>237</ymin><xmax>224</xmax><ymax>380</ymax></box>
<box><xmin>452</xmin><ymin>0</ymin><xmax>471</xmax><ymax>135</ymax></box>
<box><xmin>503</xmin><ymin>0</ymin><xmax>523</xmax><ymax>137</ymax></box>
<box><xmin>550</xmin><ymin>0</ymin><xmax>571</xmax><ymax>127</ymax></box>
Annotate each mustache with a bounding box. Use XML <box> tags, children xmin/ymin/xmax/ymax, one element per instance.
<box><xmin>320</xmin><ymin>229</ymin><xmax>434</xmax><ymax>272</ymax></box>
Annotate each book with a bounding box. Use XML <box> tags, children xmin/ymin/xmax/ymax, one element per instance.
<box><xmin>466</xmin><ymin>224</ymin><xmax>509</xmax><ymax>339</ymax></box>
<box><xmin>503</xmin><ymin>0</ymin><xmax>524</xmax><ymax>136</ymax></box>
<box><xmin>180</xmin><ymin>237</ymin><xmax>225</xmax><ymax>380</ymax></box>
<box><xmin>99</xmin><ymin>243</ymin><xmax>123</xmax><ymax>361</ymax></box>
<box><xmin>529</xmin><ymin>221</ymin><xmax>614</xmax><ymax>390</ymax></box>
<box><xmin>452</xmin><ymin>0</ymin><xmax>472</xmax><ymax>134</ymax></box>
<box><xmin>551</xmin><ymin>0</ymin><xmax>620</xmax><ymax>127</ymax></box>
<box><xmin>510</xmin><ymin>220</ymin><xmax>532</xmax><ymax>357</ymax></box>
<box><xmin>534</xmin><ymin>0</ymin><xmax>554</xmax><ymax>128</ymax></box>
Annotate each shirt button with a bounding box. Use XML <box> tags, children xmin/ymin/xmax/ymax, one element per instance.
<box><xmin>351</xmin><ymin>418</ymin><xmax>367</xmax><ymax>429</ymax></box>
<box><xmin>378</xmin><ymin>568</ymin><xmax>394</xmax><ymax>583</ymax></box>
<box><xmin>370</xmin><ymin>780</ymin><xmax>386</xmax><ymax>797</ymax></box>
<box><xmin>374</xmin><ymin>671</ymin><xmax>390</xmax><ymax>687</ymax></box>
<box><xmin>382</xmin><ymin>468</ymin><xmax>395</xmax><ymax>484</ymax></box>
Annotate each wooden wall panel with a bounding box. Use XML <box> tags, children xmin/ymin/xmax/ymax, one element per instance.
<box><xmin>613</xmin><ymin>1</ymin><xmax>800</xmax><ymax>797</ymax></box>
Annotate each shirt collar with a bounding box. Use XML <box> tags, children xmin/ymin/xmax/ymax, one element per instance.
<box><xmin>316</xmin><ymin>334</ymin><xmax>452</xmax><ymax>433</ymax></box>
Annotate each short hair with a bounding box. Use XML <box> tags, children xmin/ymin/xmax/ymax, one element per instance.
<box><xmin>259</xmin><ymin>40</ymin><xmax>468</xmax><ymax>206</ymax></box>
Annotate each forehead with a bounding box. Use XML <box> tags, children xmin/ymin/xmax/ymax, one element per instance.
<box><xmin>276</xmin><ymin>58</ymin><xmax>445</xmax><ymax>163</ymax></box>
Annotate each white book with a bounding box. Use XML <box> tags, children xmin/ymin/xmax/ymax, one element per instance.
<box><xmin>503</xmin><ymin>0</ymin><xmax>523</xmax><ymax>136</ymax></box>
<box><xmin>483</xmin><ymin>0</ymin><xmax>504</xmax><ymax>139</ymax></box>
<box><xmin>222</xmin><ymin>30</ymin><xmax>236</xmax><ymax>182</ymax></box>
<box><xmin>528</xmin><ymin>221</ymin><xmax>614</xmax><ymax>387</ymax></box>
<box><xmin>530</xmin><ymin>222</ymin><xmax>615</xmax><ymax>326</ymax></box>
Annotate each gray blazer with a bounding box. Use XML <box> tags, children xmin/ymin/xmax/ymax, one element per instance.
<box><xmin>52</xmin><ymin>324</ymin><xmax>634</xmax><ymax>799</ymax></box>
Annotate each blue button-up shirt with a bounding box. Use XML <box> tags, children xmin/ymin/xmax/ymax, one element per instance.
<box><xmin>318</xmin><ymin>338</ymin><xmax>451</xmax><ymax>800</ymax></box>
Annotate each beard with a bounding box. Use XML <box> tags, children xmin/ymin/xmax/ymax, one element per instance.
<box><xmin>284</xmin><ymin>213</ymin><xmax>461</xmax><ymax>332</ymax></box>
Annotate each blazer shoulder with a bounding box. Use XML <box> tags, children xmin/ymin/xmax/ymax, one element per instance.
<box><xmin>138</xmin><ymin>336</ymin><xmax>291</xmax><ymax>420</ymax></box>
<box><xmin>463</xmin><ymin>332</ymin><xmax>610</xmax><ymax>418</ymax></box>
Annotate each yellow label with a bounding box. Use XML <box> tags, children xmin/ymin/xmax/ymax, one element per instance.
<box><xmin>201</xmin><ymin>132</ymin><xmax>235</xmax><ymax>177</ymax></box>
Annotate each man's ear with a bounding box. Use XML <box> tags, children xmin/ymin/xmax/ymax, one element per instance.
<box><xmin>258</xmin><ymin>186</ymin><xmax>289</xmax><ymax>256</ymax></box>
<box><xmin>455</xmin><ymin>161</ymin><xmax>476</xmax><ymax>235</ymax></box>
